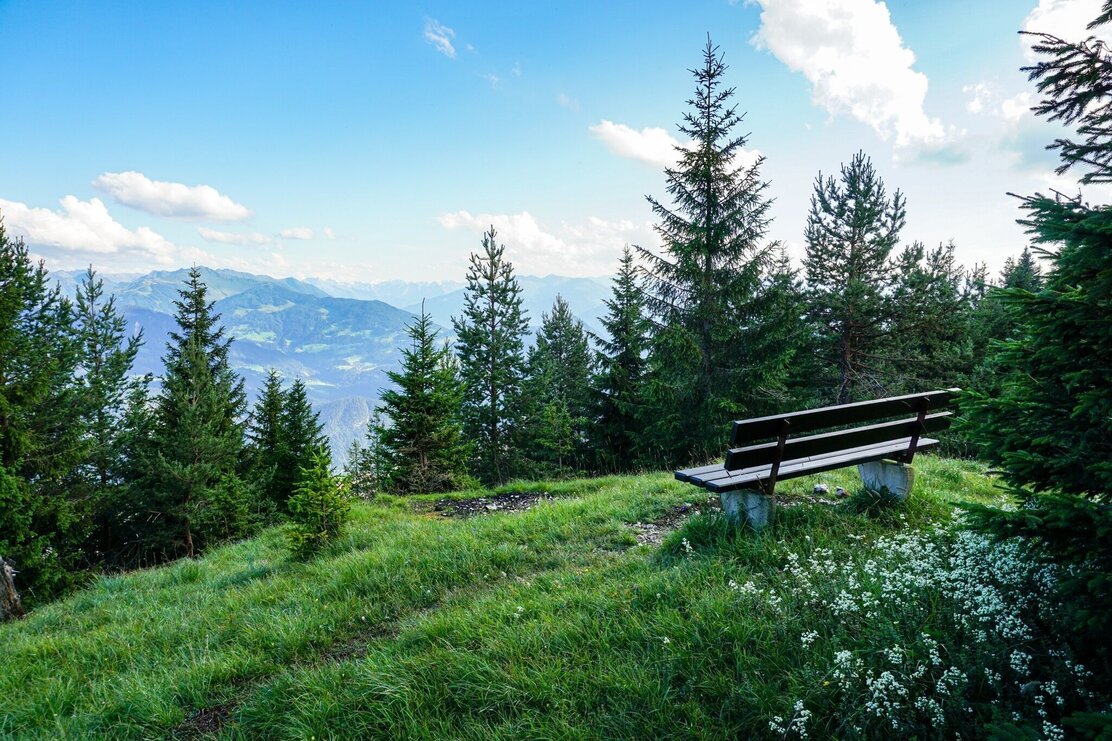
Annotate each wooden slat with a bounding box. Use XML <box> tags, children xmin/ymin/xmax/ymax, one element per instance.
<box><xmin>705</xmin><ymin>438</ymin><xmax>940</xmax><ymax>493</ymax></box>
<box><xmin>677</xmin><ymin>438</ymin><xmax>911</xmax><ymax>486</ymax></box>
<box><xmin>674</xmin><ymin>462</ymin><xmax>727</xmax><ymax>482</ymax></box>
<box><xmin>728</xmin><ymin>388</ymin><xmax>959</xmax><ymax>446</ymax></box>
<box><xmin>724</xmin><ymin>412</ymin><xmax>952</xmax><ymax>471</ymax></box>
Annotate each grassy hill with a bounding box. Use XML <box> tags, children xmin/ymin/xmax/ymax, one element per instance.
<box><xmin>0</xmin><ymin>458</ymin><xmax>1094</xmax><ymax>739</ymax></box>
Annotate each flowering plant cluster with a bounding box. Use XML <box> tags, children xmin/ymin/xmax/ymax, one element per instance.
<box><xmin>725</xmin><ymin>520</ymin><xmax>1104</xmax><ymax>738</ymax></box>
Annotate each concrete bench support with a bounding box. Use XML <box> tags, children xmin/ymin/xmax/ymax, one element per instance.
<box><xmin>721</xmin><ymin>489</ymin><xmax>776</xmax><ymax>531</ymax></box>
<box><xmin>857</xmin><ymin>459</ymin><xmax>915</xmax><ymax>501</ymax></box>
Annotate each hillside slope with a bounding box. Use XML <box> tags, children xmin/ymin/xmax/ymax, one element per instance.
<box><xmin>7</xmin><ymin>457</ymin><xmax>1089</xmax><ymax>739</ymax></box>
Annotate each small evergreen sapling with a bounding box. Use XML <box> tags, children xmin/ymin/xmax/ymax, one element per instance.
<box><xmin>287</xmin><ymin>446</ymin><xmax>352</xmax><ymax>556</ymax></box>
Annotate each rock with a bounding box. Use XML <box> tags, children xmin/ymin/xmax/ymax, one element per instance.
<box><xmin>813</xmin><ymin>484</ymin><xmax>829</xmax><ymax>495</ymax></box>
<box><xmin>835</xmin><ymin>487</ymin><xmax>848</xmax><ymax>498</ymax></box>
<box><xmin>485</xmin><ymin>504</ymin><xmax>499</xmax><ymax>511</ymax></box>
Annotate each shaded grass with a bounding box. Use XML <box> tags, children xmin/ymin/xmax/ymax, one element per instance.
<box><xmin>0</xmin><ymin>456</ymin><xmax>1000</xmax><ymax>739</ymax></box>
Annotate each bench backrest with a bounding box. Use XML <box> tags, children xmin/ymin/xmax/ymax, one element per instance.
<box><xmin>724</xmin><ymin>388</ymin><xmax>959</xmax><ymax>472</ymax></box>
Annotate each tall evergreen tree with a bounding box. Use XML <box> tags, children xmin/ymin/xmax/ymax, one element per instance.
<box><xmin>0</xmin><ymin>222</ymin><xmax>86</xmax><ymax>599</ymax></box>
<box><xmin>965</xmin><ymin>1</ymin><xmax>1112</xmax><ymax>665</ymax></box>
<box><xmin>636</xmin><ymin>38</ymin><xmax>785</xmax><ymax>463</ymax></box>
<box><xmin>246</xmin><ymin>369</ymin><xmax>286</xmax><ymax>508</ymax></box>
<box><xmin>591</xmin><ymin>246</ymin><xmax>650</xmax><ymax>472</ymax></box>
<box><xmin>759</xmin><ymin>246</ymin><xmax>820</xmax><ymax>410</ymax></box>
<box><xmin>885</xmin><ymin>241</ymin><xmax>971</xmax><ymax>395</ymax></box>
<box><xmin>273</xmin><ymin>378</ymin><xmax>327</xmax><ymax>508</ymax></box>
<box><xmin>804</xmin><ymin>150</ymin><xmax>906</xmax><ymax>404</ymax></box>
<box><xmin>370</xmin><ymin>308</ymin><xmax>469</xmax><ymax>494</ymax></box>
<box><xmin>94</xmin><ymin>374</ymin><xmax>157</xmax><ymax>567</ymax></box>
<box><xmin>74</xmin><ymin>268</ymin><xmax>143</xmax><ymax>491</ymax></box>
<box><xmin>1000</xmin><ymin>247</ymin><xmax>1043</xmax><ymax>291</ymax></box>
<box><xmin>452</xmin><ymin>226</ymin><xmax>530</xmax><ymax>484</ymax></box>
<box><xmin>146</xmin><ymin>267</ymin><xmax>249</xmax><ymax>559</ymax></box>
<box><xmin>523</xmin><ymin>295</ymin><xmax>594</xmax><ymax>475</ymax></box>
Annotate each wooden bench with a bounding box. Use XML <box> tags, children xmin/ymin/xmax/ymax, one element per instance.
<box><xmin>675</xmin><ymin>389</ymin><xmax>959</xmax><ymax>529</ymax></box>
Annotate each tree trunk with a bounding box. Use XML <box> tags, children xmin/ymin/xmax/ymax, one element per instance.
<box><xmin>0</xmin><ymin>556</ymin><xmax>24</xmax><ymax>621</ymax></box>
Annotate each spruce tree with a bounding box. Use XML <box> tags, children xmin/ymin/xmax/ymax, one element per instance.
<box><xmin>804</xmin><ymin>150</ymin><xmax>906</xmax><ymax>404</ymax></box>
<box><xmin>74</xmin><ymin>268</ymin><xmax>143</xmax><ymax>491</ymax></box>
<box><xmin>147</xmin><ymin>267</ymin><xmax>249</xmax><ymax>559</ymax></box>
<box><xmin>965</xmin><ymin>1</ymin><xmax>1112</xmax><ymax>661</ymax></box>
<box><xmin>885</xmin><ymin>241</ymin><xmax>971</xmax><ymax>395</ymax></box>
<box><xmin>452</xmin><ymin>226</ymin><xmax>530</xmax><ymax>484</ymax></box>
<box><xmin>246</xmin><ymin>369</ymin><xmax>286</xmax><ymax>508</ymax></box>
<box><xmin>95</xmin><ymin>375</ymin><xmax>157</xmax><ymax>567</ymax></box>
<box><xmin>591</xmin><ymin>246</ymin><xmax>650</xmax><ymax>472</ymax></box>
<box><xmin>287</xmin><ymin>446</ymin><xmax>351</xmax><ymax>557</ymax></box>
<box><xmin>371</xmin><ymin>308</ymin><xmax>469</xmax><ymax>494</ymax></box>
<box><xmin>0</xmin><ymin>222</ymin><xmax>86</xmax><ymax>598</ymax></box>
<box><xmin>636</xmin><ymin>38</ymin><xmax>785</xmax><ymax>463</ymax></box>
<box><xmin>759</xmin><ymin>246</ymin><xmax>820</xmax><ymax>410</ymax></box>
<box><xmin>522</xmin><ymin>295</ymin><xmax>594</xmax><ymax>475</ymax></box>
<box><xmin>274</xmin><ymin>378</ymin><xmax>327</xmax><ymax>508</ymax></box>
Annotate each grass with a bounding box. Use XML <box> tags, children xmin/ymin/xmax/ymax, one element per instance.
<box><xmin>0</xmin><ymin>457</ymin><xmax>1038</xmax><ymax>739</ymax></box>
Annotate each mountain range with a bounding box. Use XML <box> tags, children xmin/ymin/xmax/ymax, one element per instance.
<box><xmin>54</xmin><ymin>267</ymin><xmax>613</xmax><ymax>463</ymax></box>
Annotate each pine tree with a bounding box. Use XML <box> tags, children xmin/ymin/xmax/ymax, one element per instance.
<box><xmin>274</xmin><ymin>378</ymin><xmax>327</xmax><ymax>508</ymax></box>
<box><xmin>1001</xmin><ymin>247</ymin><xmax>1043</xmax><ymax>291</ymax></box>
<box><xmin>804</xmin><ymin>150</ymin><xmax>906</xmax><ymax>404</ymax></box>
<box><xmin>246</xmin><ymin>369</ymin><xmax>286</xmax><ymax>508</ymax></box>
<box><xmin>345</xmin><ymin>410</ymin><xmax>390</xmax><ymax>497</ymax></box>
<box><xmin>591</xmin><ymin>246</ymin><xmax>650</xmax><ymax>472</ymax></box>
<box><xmin>760</xmin><ymin>246</ymin><xmax>820</xmax><ymax>411</ymax></box>
<box><xmin>523</xmin><ymin>295</ymin><xmax>594</xmax><ymax>475</ymax></box>
<box><xmin>0</xmin><ymin>222</ymin><xmax>86</xmax><ymax>599</ymax></box>
<box><xmin>885</xmin><ymin>241</ymin><xmax>971</xmax><ymax>395</ymax></box>
<box><xmin>452</xmin><ymin>226</ymin><xmax>530</xmax><ymax>484</ymax></box>
<box><xmin>965</xmin><ymin>1</ymin><xmax>1112</xmax><ymax>662</ymax></box>
<box><xmin>371</xmin><ymin>308</ymin><xmax>469</xmax><ymax>494</ymax></box>
<box><xmin>286</xmin><ymin>446</ymin><xmax>351</xmax><ymax>557</ymax></box>
<box><xmin>636</xmin><ymin>37</ymin><xmax>785</xmax><ymax>463</ymax></box>
<box><xmin>146</xmin><ymin>268</ymin><xmax>249</xmax><ymax>559</ymax></box>
<box><xmin>94</xmin><ymin>375</ymin><xmax>157</xmax><ymax>567</ymax></box>
<box><xmin>74</xmin><ymin>268</ymin><xmax>143</xmax><ymax>491</ymax></box>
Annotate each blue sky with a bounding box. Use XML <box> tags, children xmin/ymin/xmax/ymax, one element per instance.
<box><xmin>0</xmin><ymin>0</ymin><xmax>1105</xmax><ymax>283</ymax></box>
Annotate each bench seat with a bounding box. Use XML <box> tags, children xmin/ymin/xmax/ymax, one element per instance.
<box><xmin>676</xmin><ymin>436</ymin><xmax>939</xmax><ymax>493</ymax></box>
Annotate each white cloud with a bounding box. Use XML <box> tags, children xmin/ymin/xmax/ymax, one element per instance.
<box><xmin>749</xmin><ymin>0</ymin><xmax>954</xmax><ymax>148</ymax></box>
<box><xmin>279</xmin><ymin>227</ymin><xmax>314</xmax><ymax>240</ymax></box>
<box><xmin>91</xmin><ymin>171</ymin><xmax>252</xmax><ymax>221</ymax></box>
<box><xmin>424</xmin><ymin>19</ymin><xmax>456</xmax><ymax>58</ymax></box>
<box><xmin>589</xmin><ymin>119</ymin><xmax>763</xmax><ymax>171</ymax></box>
<box><xmin>512</xmin><ymin>61</ymin><xmax>522</xmax><ymax>77</ymax></box>
<box><xmin>197</xmin><ymin>227</ymin><xmax>270</xmax><ymax>245</ymax></box>
<box><xmin>482</xmin><ymin>72</ymin><xmax>500</xmax><ymax>88</ymax></box>
<box><xmin>589</xmin><ymin>120</ymin><xmax>684</xmax><ymax>168</ymax></box>
<box><xmin>1022</xmin><ymin>0</ymin><xmax>1106</xmax><ymax>59</ymax></box>
<box><xmin>1000</xmin><ymin>91</ymin><xmax>1036</xmax><ymax>123</ymax></box>
<box><xmin>436</xmin><ymin>210</ymin><xmax>657</xmax><ymax>276</ymax></box>
<box><xmin>963</xmin><ymin>82</ymin><xmax>994</xmax><ymax>114</ymax></box>
<box><xmin>0</xmin><ymin>195</ymin><xmax>178</xmax><ymax>261</ymax></box>
<box><xmin>323</xmin><ymin>227</ymin><xmax>336</xmax><ymax>239</ymax></box>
